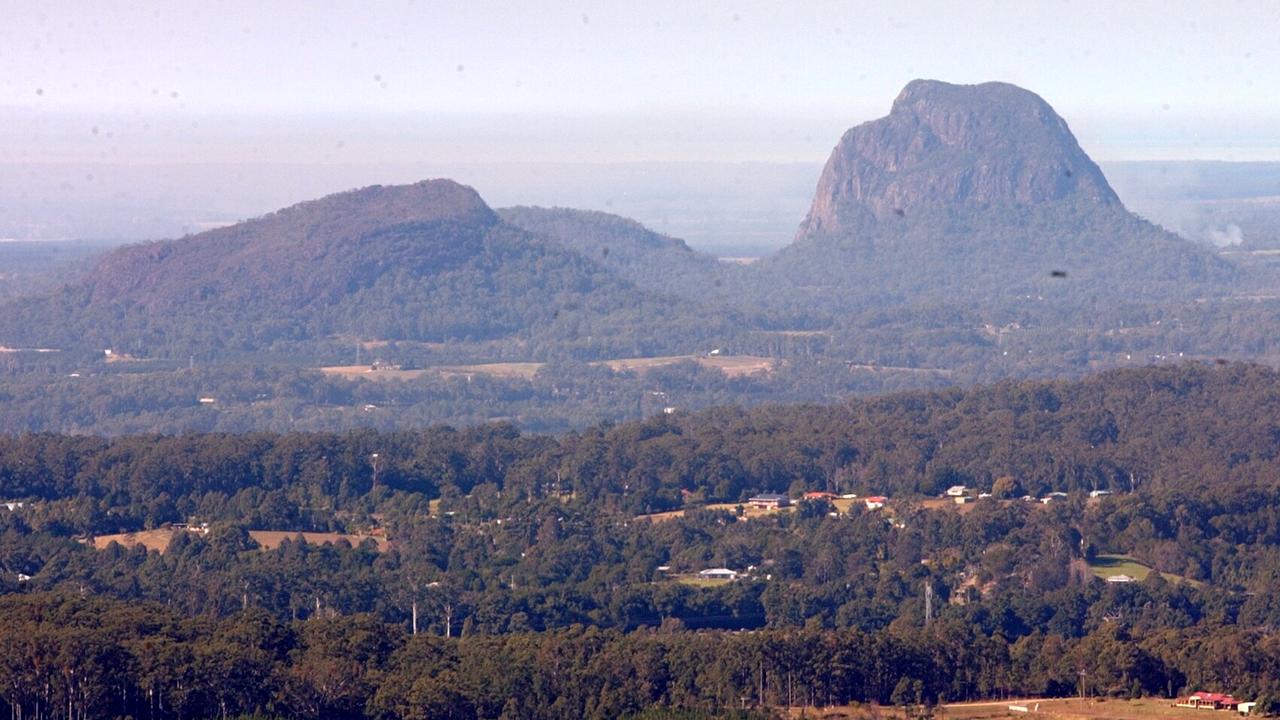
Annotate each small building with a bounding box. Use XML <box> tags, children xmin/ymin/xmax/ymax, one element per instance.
<box><xmin>198</xmin><ymin>397</ymin><xmax>216</xmax><ymax>405</ymax></box>
<box><xmin>1106</xmin><ymin>574</ymin><xmax>1136</xmax><ymax>584</ymax></box>
<box><xmin>864</xmin><ymin>496</ymin><xmax>887</xmax><ymax>510</ymax></box>
<box><xmin>2</xmin><ymin>501</ymin><xmax>24</xmax><ymax>512</ymax></box>
<box><xmin>748</xmin><ymin>493</ymin><xmax>790</xmax><ymax>510</ymax></box>
<box><xmin>1175</xmin><ymin>692</ymin><xmax>1241</xmax><ymax>711</ymax></box>
<box><xmin>803</xmin><ymin>491</ymin><xmax>837</xmax><ymax>501</ymax></box>
<box><xmin>1089</xmin><ymin>489</ymin><xmax>1113</xmax><ymax>498</ymax></box>
<box><xmin>16</xmin><ymin>573</ymin><xmax>31</xmax><ymax>583</ymax></box>
<box><xmin>1238</xmin><ymin>701</ymin><xmax>1256</xmax><ymax>715</ymax></box>
<box><xmin>954</xmin><ymin>495</ymin><xmax>972</xmax><ymax>505</ymax></box>
<box><xmin>945</xmin><ymin>485</ymin><xmax>968</xmax><ymax>497</ymax></box>
<box><xmin>698</xmin><ymin>568</ymin><xmax>738</xmax><ymax>581</ymax></box>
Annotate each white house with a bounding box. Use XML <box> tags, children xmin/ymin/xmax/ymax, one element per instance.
<box><xmin>1105</xmin><ymin>574</ymin><xmax>1136</xmax><ymax>583</ymax></box>
<box><xmin>748</xmin><ymin>493</ymin><xmax>790</xmax><ymax>510</ymax></box>
<box><xmin>1089</xmin><ymin>489</ymin><xmax>1113</xmax><ymax>498</ymax></box>
<box><xmin>698</xmin><ymin>568</ymin><xmax>738</xmax><ymax>581</ymax></box>
<box><xmin>945</xmin><ymin>485</ymin><xmax>968</xmax><ymax>497</ymax></box>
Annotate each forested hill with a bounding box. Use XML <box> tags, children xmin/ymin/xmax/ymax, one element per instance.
<box><xmin>7</xmin><ymin>363</ymin><xmax>1280</xmax><ymax>717</ymax></box>
<box><xmin>2</xmin><ymin>362</ymin><xmax>1276</xmax><ymax>515</ymax></box>
<box><xmin>498</xmin><ymin>205</ymin><xmax>727</xmax><ymax>301</ymax></box>
<box><xmin>0</xmin><ymin>180</ymin><xmax>719</xmax><ymax>360</ymax></box>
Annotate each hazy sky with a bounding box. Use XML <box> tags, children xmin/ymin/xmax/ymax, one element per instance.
<box><xmin>4</xmin><ymin>1</ymin><xmax>1280</xmax><ymax>164</ymax></box>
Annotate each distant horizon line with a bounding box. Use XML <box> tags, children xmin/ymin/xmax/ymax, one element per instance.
<box><xmin>7</xmin><ymin>156</ymin><xmax>1280</xmax><ymax>167</ymax></box>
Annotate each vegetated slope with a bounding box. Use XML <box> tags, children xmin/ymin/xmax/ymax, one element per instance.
<box><xmin>759</xmin><ymin>79</ymin><xmax>1236</xmax><ymax>311</ymax></box>
<box><xmin>497</xmin><ymin>206</ymin><xmax>727</xmax><ymax>300</ymax></box>
<box><xmin>0</xmin><ymin>181</ymin><xmax>716</xmax><ymax>360</ymax></box>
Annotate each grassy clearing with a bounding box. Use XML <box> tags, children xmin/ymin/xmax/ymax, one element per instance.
<box><xmin>919</xmin><ymin>497</ymin><xmax>983</xmax><ymax>515</ymax></box>
<box><xmin>599</xmin><ymin>354</ymin><xmax>777</xmax><ymax>377</ymax></box>
<box><xmin>635</xmin><ymin>501</ymin><xmax>799</xmax><ymax>523</ymax></box>
<box><xmin>674</xmin><ymin>576</ymin><xmax>735</xmax><ymax>588</ymax></box>
<box><xmin>940</xmin><ymin>697</ymin><xmax>1230</xmax><ymax>719</ymax></box>
<box><xmin>87</xmin><ymin>528</ymin><xmax>389</xmax><ymax>554</ymax></box>
<box><xmin>1088</xmin><ymin>554</ymin><xmax>1202</xmax><ymax>588</ymax></box>
<box><xmin>433</xmin><ymin>362</ymin><xmax>545</xmax><ymax>380</ymax></box>
<box><xmin>320</xmin><ymin>355</ymin><xmax>777</xmax><ymax>382</ymax></box>
<box><xmin>1089</xmin><ymin>554</ymin><xmax>1153</xmax><ymax>580</ymax></box>
<box><xmin>89</xmin><ymin>528</ymin><xmax>182</xmax><ymax>553</ymax></box>
<box><xmin>248</xmin><ymin>530</ymin><xmax>388</xmax><ymax>552</ymax></box>
<box><xmin>318</xmin><ymin>365</ymin><xmax>427</xmax><ymax>381</ymax></box>
<box><xmin>831</xmin><ymin>497</ymin><xmax>857</xmax><ymax>514</ymax></box>
<box><xmin>636</xmin><ymin>496</ymin><xmax>877</xmax><ymax>524</ymax></box>
<box><xmin>784</xmin><ymin>697</ymin><xmax>1231</xmax><ymax>719</ymax></box>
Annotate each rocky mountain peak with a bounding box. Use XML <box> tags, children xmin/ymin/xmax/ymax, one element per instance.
<box><xmin>797</xmin><ymin>79</ymin><xmax>1120</xmax><ymax>240</ymax></box>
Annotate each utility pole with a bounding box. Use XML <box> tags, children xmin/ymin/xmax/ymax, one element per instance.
<box><xmin>925</xmin><ymin>582</ymin><xmax>933</xmax><ymax>625</ymax></box>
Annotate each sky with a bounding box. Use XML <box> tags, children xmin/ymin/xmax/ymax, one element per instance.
<box><xmin>4</xmin><ymin>0</ymin><xmax>1280</xmax><ymax>165</ymax></box>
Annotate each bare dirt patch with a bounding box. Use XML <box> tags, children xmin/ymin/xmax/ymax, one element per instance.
<box><xmin>90</xmin><ymin>529</ymin><xmax>181</xmax><ymax>553</ymax></box>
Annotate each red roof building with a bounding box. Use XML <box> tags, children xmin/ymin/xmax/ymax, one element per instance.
<box><xmin>1175</xmin><ymin>692</ymin><xmax>1240</xmax><ymax>710</ymax></box>
<box><xmin>803</xmin><ymin>491</ymin><xmax>837</xmax><ymax>500</ymax></box>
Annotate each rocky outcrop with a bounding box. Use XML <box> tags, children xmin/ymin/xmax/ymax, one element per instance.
<box><xmin>797</xmin><ymin>80</ymin><xmax>1119</xmax><ymax>240</ymax></box>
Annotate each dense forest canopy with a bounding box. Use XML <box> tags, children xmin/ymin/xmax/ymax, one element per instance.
<box><xmin>4</xmin><ymin>364</ymin><xmax>1280</xmax><ymax>717</ymax></box>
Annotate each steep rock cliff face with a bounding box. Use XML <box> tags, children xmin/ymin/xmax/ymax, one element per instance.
<box><xmin>760</xmin><ymin>80</ymin><xmax>1234</xmax><ymax>311</ymax></box>
<box><xmin>797</xmin><ymin>80</ymin><xmax>1119</xmax><ymax>241</ymax></box>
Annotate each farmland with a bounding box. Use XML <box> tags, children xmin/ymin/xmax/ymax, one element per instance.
<box><xmin>318</xmin><ymin>354</ymin><xmax>778</xmax><ymax>383</ymax></box>
<box><xmin>318</xmin><ymin>364</ymin><xmax>427</xmax><ymax>381</ymax></box>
